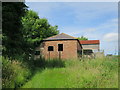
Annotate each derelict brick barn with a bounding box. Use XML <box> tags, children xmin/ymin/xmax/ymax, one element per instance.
<box><xmin>35</xmin><ymin>33</ymin><xmax>82</xmax><ymax>59</ymax></box>
<box><xmin>34</xmin><ymin>33</ymin><xmax>101</xmax><ymax>60</ymax></box>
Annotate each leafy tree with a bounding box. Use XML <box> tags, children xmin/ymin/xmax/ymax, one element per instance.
<box><xmin>21</xmin><ymin>10</ymin><xmax>59</xmax><ymax>60</ymax></box>
<box><xmin>77</xmin><ymin>36</ymin><xmax>88</xmax><ymax>40</ymax></box>
<box><xmin>2</xmin><ymin>2</ymin><xmax>27</xmax><ymax>59</ymax></box>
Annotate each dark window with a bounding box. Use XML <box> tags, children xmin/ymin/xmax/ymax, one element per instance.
<box><xmin>35</xmin><ymin>51</ymin><xmax>40</xmax><ymax>55</ymax></box>
<box><xmin>58</xmin><ymin>44</ymin><xmax>63</xmax><ymax>51</ymax></box>
<box><xmin>83</xmin><ymin>50</ymin><xmax>93</xmax><ymax>55</ymax></box>
<box><xmin>48</xmin><ymin>46</ymin><xmax>54</xmax><ymax>51</ymax></box>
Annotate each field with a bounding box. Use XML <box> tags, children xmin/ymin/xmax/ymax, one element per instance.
<box><xmin>22</xmin><ymin>56</ymin><xmax>118</xmax><ymax>88</ymax></box>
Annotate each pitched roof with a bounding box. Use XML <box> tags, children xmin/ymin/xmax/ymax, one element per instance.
<box><xmin>79</xmin><ymin>40</ymin><xmax>100</xmax><ymax>44</ymax></box>
<box><xmin>44</xmin><ymin>33</ymin><xmax>77</xmax><ymax>40</ymax></box>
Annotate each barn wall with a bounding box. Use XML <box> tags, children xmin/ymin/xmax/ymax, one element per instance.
<box><xmin>41</xmin><ymin>40</ymin><xmax>78</xmax><ymax>59</ymax></box>
<box><xmin>77</xmin><ymin>41</ymin><xmax>82</xmax><ymax>51</ymax></box>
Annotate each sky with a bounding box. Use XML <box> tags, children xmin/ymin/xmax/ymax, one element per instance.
<box><xmin>25</xmin><ymin>1</ymin><xmax>118</xmax><ymax>55</ymax></box>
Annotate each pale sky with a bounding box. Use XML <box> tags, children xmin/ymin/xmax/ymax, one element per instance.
<box><xmin>25</xmin><ymin>1</ymin><xmax>118</xmax><ymax>55</ymax></box>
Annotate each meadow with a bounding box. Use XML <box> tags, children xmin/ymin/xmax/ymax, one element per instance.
<box><xmin>22</xmin><ymin>56</ymin><xmax>118</xmax><ymax>88</ymax></box>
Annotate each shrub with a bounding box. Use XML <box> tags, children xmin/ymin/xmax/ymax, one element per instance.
<box><xmin>2</xmin><ymin>57</ymin><xmax>15</xmax><ymax>88</ymax></box>
<box><xmin>2</xmin><ymin>57</ymin><xmax>31</xmax><ymax>88</ymax></box>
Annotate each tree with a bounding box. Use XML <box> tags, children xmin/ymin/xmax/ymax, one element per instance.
<box><xmin>21</xmin><ymin>10</ymin><xmax>59</xmax><ymax>60</ymax></box>
<box><xmin>77</xmin><ymin>36</ymin><xmax>88</xmax><ymax>40</ymax></box>
<box><xmin>2</xmin><ymin>2</ymin><xmax>28</xmax><ymax>59</ymax></box>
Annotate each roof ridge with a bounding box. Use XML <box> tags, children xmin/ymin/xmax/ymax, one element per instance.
<box><xmin>61</xmin><ymin>33</ymin><xmax>77</xmax><ymax>39</ymax></box>
<box><xmin>45</xmin><ymin>34</ymin><xmax>60</xmax><ymax>39</ymax></box>
<box><xmin>45</xmin><ymin>33</ymin><xmax>77</xmax><ymax>40</ymax></box>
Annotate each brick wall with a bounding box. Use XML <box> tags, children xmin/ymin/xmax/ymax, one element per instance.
<box><xmin>41</xmin><ymin>40</ymin><xmax>79</xmax><ymax>59</ymax></box>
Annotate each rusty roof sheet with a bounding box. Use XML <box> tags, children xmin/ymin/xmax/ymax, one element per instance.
<box><xmin>79</xmin><ymin>40</ymin><xmax>100</xmax><ymax>44</ymax></box>
<box><xmin>44</xmin><ymin>33</ymin><xmax>77</xmax><ymax>40</ymax></box>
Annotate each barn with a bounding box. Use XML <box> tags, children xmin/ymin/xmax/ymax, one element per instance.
<box><xmin>79</xmin><ymin>40</ymin><xmax>100</xmax><ymax>55</ymax></box>
<box><xmin>34</xmin><ymin>33</ymin><xmax>101</xmax><ymax>60</ymax></box>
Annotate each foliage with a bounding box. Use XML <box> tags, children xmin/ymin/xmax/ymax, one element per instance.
<box><xmin>2</xmin><ymin>3</ymin><xmax>60</xmax><ymax>88</ymax></box>
<box><xmin>77</xmin><ymin>36</ymin><xmax>88</xmax><ymax>40</ymax></box>
<box><xmin>22</xmin><ymin>57</ymin><xmax>118</xmax><ymax>88</ymax></box>
<box><xmin>2</xmin><ymin>3</ymin><xmax>59</xmax><ymax>60</ymax></box>
<box><xmin>21</xmin><ymin>10</ymin><xmax>59</xmax><ymax>60</ymax></box>
<box><xmin>2</xmin><ymin>57</ymin><xmax>31</xmax><ymax>88</ymax></box>
<box><xmin>2</xmin><ymin>2</ymin><xmax>27</xmax><ymax>59</ymax></box>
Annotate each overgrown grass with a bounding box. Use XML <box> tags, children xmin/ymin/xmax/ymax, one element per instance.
<box><xmin>2</xmin><ymin>57</ymin><xmax>65</xmax><ymax>88</ymax></box>
<box><xmin>22</xmin><ymin>56</ymin><xmax>118</xmax><ymax>88</ymax></box>
<box><xmin>34</xmin><ymin>58</ymin><xmax>65</xmax><ymax>68</ymax></box>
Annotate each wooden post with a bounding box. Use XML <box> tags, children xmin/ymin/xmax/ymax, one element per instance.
<box><xmin>98</xmin><ymin>49</ymin><xmax>100</xmax><ymax>52</ymax></box>
<box><xmin>49</xmin><ymin>51</ymin><xmax>50</xmax><ymax>60</ymax></box>
<box><xmin>59</xmin><ymin>51</ymin><xmax>61</xmax><ymax>59</ymax></box>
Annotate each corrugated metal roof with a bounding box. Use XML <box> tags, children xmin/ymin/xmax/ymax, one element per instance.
<box><xmin>44</xmin><ymin>33</ymin><xmax>77</xmax><ymax>40</ymax></box>
<box><xmin>79</xmin><ymin>40</ymin><xmax>100</xmax><ymax>44</ymax></box>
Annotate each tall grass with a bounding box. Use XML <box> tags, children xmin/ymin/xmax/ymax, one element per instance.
<box><xmin>64</xmin><ymin>57</ymin><xmax>118</xmax><ymax>88</ymax></box>
<box><xmin>22</xmin><ymin>56</ymin><xmax>118</xmax><ymax>88</ymax></box>
<box><xmin>34</xmin><ymin>58</ymin><xmax>65</xmax><ymax>68</ymax></box>
<box><xmin>2</xmin><ymin>57</ymin><xmax>65</xmax><ymax>88</ymax></box>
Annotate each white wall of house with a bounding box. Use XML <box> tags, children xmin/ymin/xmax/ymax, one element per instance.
<box><xmin>81</xmin><ymin>44</ymin><xmax>99</xmax><ymax>51</ymax></box>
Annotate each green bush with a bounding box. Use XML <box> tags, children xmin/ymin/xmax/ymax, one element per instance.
<box><xmin>2</xmin><ymin>57</ymin><xmax>15</xmax><ymax>88</ymax></box>
<box><xmin>2</xmin><ymin>57</ymin><xmax>31</xmax><ymax>88</ymax></box>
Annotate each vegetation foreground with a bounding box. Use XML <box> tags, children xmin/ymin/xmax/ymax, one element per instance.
<box><xmin>22</xmin><ymin>57</ymin><xmax>118</xmax><ymax>88</ymax></box>
<box><xmin>2</xmin><ymin>2</ymin><xmax>118</xmax><ymax>89</ymax></box>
